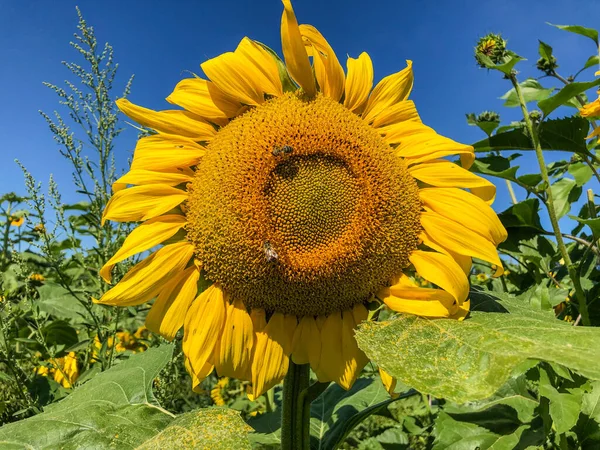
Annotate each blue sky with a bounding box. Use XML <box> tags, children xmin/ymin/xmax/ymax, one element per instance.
<box><xmin>1</xmin><ymin>0</ymin><xmax>599</xmax><ymax>227</ymax></box>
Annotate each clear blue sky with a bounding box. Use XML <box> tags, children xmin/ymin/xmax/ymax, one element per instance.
<box><xmin>1</xmin><ymin>0</ymin><xmax>599</xmax><ymax>225</ymax></box>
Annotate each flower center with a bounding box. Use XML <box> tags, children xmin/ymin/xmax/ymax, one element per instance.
<box><xmin>186</xmin><ymin>93</ymin><xmax>422</xmax><ymax>316</ymax></box>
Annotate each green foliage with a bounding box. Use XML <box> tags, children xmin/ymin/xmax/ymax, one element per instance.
<box><xmin>355</xmin><ymin>290</ymin><xmax>600</xmax><ymax>403</ymax></box>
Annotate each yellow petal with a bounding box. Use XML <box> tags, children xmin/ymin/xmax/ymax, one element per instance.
<box><xmin>201</xmin><ymin>51</ymin><xmax>264</xmax><ymax>106</ymax></box>
<box><xmin>145</xmin><ymin>266</ymin><xmax>200</xmax><ymax>340</ymax></box>
<box><xmin>420</xmin><ymin>230</ymin><xmax>472</xmax><ymax>276</ymax></box>
<box><xmin>249</xmin><ymin>312</ymin><xmax>292</xmax><ymax>399</ymax></box>
<box><xmin>344</xmin><ymin>52</ymin><xmax>373</xmax><ymax>114</ymax></box>
<box><xmin>579</xmin><ymin>97</ymin><xmax>600</xmax><ymax>118</ymax></box>
<box><xmin>100</xmin><ymin>214</ymin><xmax>186</xmax><ymax>282</ymax></box>
<box><xmin>102</xmin><ymin>184</ymin><xmax>187</xmax><ymax>225</ymax></box>
<box><xmin>130</xmin><ymin>135</ymin><xmax>206</xmax><ymax>172</ymax></box>
<box><xmin>166</xmin><ymin>77</ymin><xmax>241</xmax><ymax>123</ymax></box>
<box><xmin>319</xmin><ymin>312</ymin><xmax>344</xmax><ymax>383</ymax></box>
<box><xmin>371</xmin><ymin>100</ymin><xmax>420</xmax><ymax>129</ymax></box>
<box><xmin>116</xmin><ymin>98</ymin><xmax>216</xmax><ymax>141</ymax></box>
<box><xmin>409</xmin><ymin>250</ymin><xmax>469</xmax><ymax>304</ymax></box>
<box><xmin>291</xmin><ymin>315</ymin><xmax>321</xmax><ymax>367</ymax></box>
<box><xmin>421</xmin><ymin>211</ymin><xmax>504</xmax><ymax>276</ymax></box>
<box><xmin>379</xmin><ymin>368</ymin><xmax>398</xmax><ymax>398</ymax></box>
<box><xmin>96</xmin><ymin>242</ymin><xmax>194</xmax><ymax>306</ymax></box>
<box><xmin>185</xmin><ymin>356</ymin><xmax>214</xmax><ymax>393</ymax></box>
<box><xmin>383</xmin><ymin>122</ymin><xmax>475</xmax><ymax>170</ymax></box>
<box><xmin>112</xmin><ymin>169</ymin><xmax>192</xmax><ymax>193</ymax></box>
<box><xmin>280</xmin><ymin>0</ymin><xmax>316</xmax><ymax>97</ymax></box>
<box><xmin>236</xmin><ymin>38</ymin><xmax>283</xmax><ymax>97</ymax></box>
<box><xmin>420</xmin><ymin>187</ymin><xmax>507</xmax><ymax>245</ymax></box>
<box><xmin>586</xmin><ymin>125</ymin><xmax>600</xmax><ymax>140</ymax></box>
<box><xmin>362</xmin><ymin>61</ymin><xmax>413</xmax><ymax>123</ymax></box>
<box><xmin>409</xmin><ymin>160</ymin><xmax>496</xmax><ymax>204</ymax></box>
<box><xmin>214</xmin><ymin>299</ymin><xmax>254</xmax><ymax>379</ymax></box>
<box><xmin>352</xmin><ymin>303</ymin><xmax>368</xmax><ymax>327</ymax></box>
<box><xmin>381</xmin><ymin>285</ymin><xmax>457</xmax><ymax>317</ymax></box>
<box><xmin>183</xmin><ymin>284</ymin><xmax>227</xmax><ymax>376</ymax></box>
<box><xmin>299</xmin><ymin>24</ymin><xmax>344</xmax><ymax>101</ymax></box>
<box><xmin>339</xmin><ymin>310</ymin><xmax>368</xmax><ymax>390</ymax></box>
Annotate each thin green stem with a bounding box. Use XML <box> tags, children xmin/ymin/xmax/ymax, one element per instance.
<box><xmin>281</xmin><ymin>362</ymin><xmax>310</xmax><ymax>450</ymax></box>
<box><xmin>510</xmin><ymin>73</ymin><xmax>591</xmax><ymax>326</ymax></box>
<box><xmin>505</xmin><ymin>179</ymin><xmax>518</xmax><ymax>204</ymax></box>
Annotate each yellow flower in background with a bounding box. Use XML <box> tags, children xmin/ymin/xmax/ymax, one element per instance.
<box><xmin>97</xmin><ymin>0</ymin><xmax>506</xmax><ymax>399</ymax></box>
<box><xmin>10</xmin><ymin>216</ymin><xmax>24</xmax><ymax>227</ymax></box>
<box><xmin>29</xmin><ymin>273</ymin><xmax>45</xmax><ymax>282</ymax></box>
<box><xmin>579</xmin><ymin>70</ymin><xmax>600</xmax><ymax>139</ymax></box>
<box><xmin>475</xmin><ymin>273</ymin><xmax>489</xmax><ymax>282</ymax></box>
<box><xmin>36</xmin><ymin>352</ymin><xmax>79</xmax><ymax>388</ymax></box>
<box><xmin>210</xmin><ymin>377</ymin><xmax>230</xmax><ymax>406</ymax></box>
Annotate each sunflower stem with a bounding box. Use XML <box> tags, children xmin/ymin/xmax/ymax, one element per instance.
<box><xmin>509</xmin><ymin>72</ymin><xmax>590</xmax><ymax>326</ymax></box>
<box><xmin>281</xmin><ymin>361</ymin><xmax>310</xmax><ymax>450</ymax></box>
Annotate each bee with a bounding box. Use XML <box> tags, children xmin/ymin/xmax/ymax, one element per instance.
<box><xmin>263</xmin><ymin>240</ymin><xmax>279</xmax><ymax>263</ymax></box>
<box><xmin>272</xmin><ymin>145</ymin><xmax>294</xmax><ymax>156</ymax></box>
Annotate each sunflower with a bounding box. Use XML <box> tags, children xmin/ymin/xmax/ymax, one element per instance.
<box><xmin>97</xmin><ymin>0</ymin><xmax>506</xmax><ymax>399</ymax></box>
<box><xmin>10</xmin><ymin>216</ymin><xmax>24</xmax><ymax>227</ymax></box>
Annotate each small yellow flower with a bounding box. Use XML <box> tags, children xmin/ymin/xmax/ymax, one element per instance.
<box><xmin>475</xmin><ymin>273</ymin><xmax>488</xmax><ymax>282</ymax></box>
<box><xmin>211</xmin><ymin>377</ymin><xmax>229</xmax><ymax>406</ymax></box>
<box><xmin>33</xmin><ymin>223</ymin><xmax>46</xmax><ymax>234</ymax></box>
<box><xmin>52</xmin><ymin>352</ymin><xmax>79</xmax><ymax>389</ymax></box>
<box><xmin>10</xmin><ymin>216</ymin><xmax>24</xmax><ymax>227</ymax></box>
<box><xmin>29</xmin><ymin>273</ymin><xmax>45</xmax><ymax>282</ymax></box>
<box><xmin>35</xmin><ymin>366</ymin><xmax>49</xmax><ymax>377</ymax></box>
<box><xmin>564</xmin><ymin>315</ymin><xmax>573</xmax><ymax>323</ymax></box>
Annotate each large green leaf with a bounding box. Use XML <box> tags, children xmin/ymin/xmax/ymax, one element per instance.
<box><xmin>577</xmin><ymin>381</ymin><xmax>600</xmax><ymax>443</ymax></box>
<box><xmin>538</xmin><ymin>376</ymin><xmax>583</xmax><ymax>434</ymax></box>
<box><xmin>0</xmin><ymin>345</ymin><xmax>175</xmax><ymax>448</ymax></box>
<box><xmin>309</xmin><ymin>378</ymin><xmax>396</xmax><ymax>450</ymax></box>
<box><xmin>470</xmin><ymin>155</ymin><xmax>519</xmax><ymax>182</ymax></box>
<box><xmin>355</xmin><ymin>290</ymin><xmax>600</xmax><ymax>404</ymax></box>
<box><xmin>433</xmin><ymin>412</ymin><xmax>542</xmax><ymax>450</ymax></box>
<box><xmin>36</xmin><ymin>283</ymin><xmax>89</xmax><ymax>323</ymax></box>
<box><xmin>550</xmin><ymin>178</ymin><xmax>578</xmax><ymax>219</ymax></box>
<box><xmin>500</xmin><ymin>79</ymin><xmax>554</xmax><ymax>107</ymax></box>
<box><xmin>538</xmin><ymin>79</ymin><xmax>600</xmax><ymax>116</ymax></box>
<box><xmin>473</xmin><ymin>117</ymin><xmax>590</xmax><ymax>154</ymax></box>
<box><xmin>137</xmin><ymin>408</ymin><xmax>252</xmax><ymax>450</ymax></box>
<box><xmin>568</xmin><ymin>162</ymin><xmax>594</xmax><ymax>186</ymax></box>
<box><xmin>548</xmin><ymin>23</ymin><xmax>599</xmax><ymax>45</ymax></box>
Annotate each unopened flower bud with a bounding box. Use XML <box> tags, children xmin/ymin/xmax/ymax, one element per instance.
<box><xmin>475</xmin><ymin>33</ymin><xmax>508</xmax><ymax>68</ymax></box>
<box><xmin>536</xmin><ymin>55</ymin><xmax>558</xmax><ymax>75</ymax></box>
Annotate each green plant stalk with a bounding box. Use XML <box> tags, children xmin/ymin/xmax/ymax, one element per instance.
<box><xmin>281</xmin><ymin>362</ymin><xmax>310</xmax><ymax>450</ymax></box>
<box><xmin>505</xmin><ymin>179</ymin><xmax>517</xmax><ymax>204</ymax></box>
<box><xmin>510</xmin><ymin>73</ymin><xmax>591</xmax><ymax>326</ymax></box>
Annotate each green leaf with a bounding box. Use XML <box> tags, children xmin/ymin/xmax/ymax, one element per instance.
<box><xmin>36</xmin><ymin>283</ymin><xmax>89</xmax><ymax>323</ymax></box>
<box><xmin>538</xmin><ymin>40</ymin><xmax>554</xmax><ymax>61</ymax></box>
<box><xmin>548</xmin><ymin>23</ymin><xmax>599</xmax><ymax>45</ymax></box>
<box><xmin>137</xmin><ymin>408</ymin><xmax>252</xmax><ymax>450</ymax></box>
<box><xmin>550</xmin><ymin>178</ymin><xmax>578</xmax><ymax>219</ymax></box>
<box><xmin>538</xmin><ymin>79</ymin><xmax>600</xmax><ymax>116</ymax></box>
<box><xmin>570</xmin><ymin>216</ymin><xmax>600</xmax><ymax>236</ymax></box>
<box><xmin>477</xmin><ymin>53</ymin><xmax>524</xmax><ymax>75</ymax></box>
<box><xmin>470</xmin><ymin>154</ymin><xmax>520</xmax><ymax>182</ymax></box>
<box><xmin>500</xmin><ymin>79</ymin><xmax>554</xmax><ymax>107</ymax></box>
<box><xmin>539</xmin><ymin>369</ymin><xmax>583</xmax><ymax>434</ymax></box>
<box><xmin>309</xmin><ymin>377</ymin><xmax>393</xmax><ymax>450</ymax></box>
<box><xmin>582</xmin><ymin>55</ymin><xmax>600</xmax><ymax>72</ymax></box>
<box><xmin>473</xmin><ymin>117</ymin><xmax>590</xmax><ymax>154</ymax></box>
<box><xmin>0</xmin><ymin>345</ymin><xmax>175</xmax><ymax>448</ymax></box>
<box><xmin>355</xmin><ymin>290</ymin><xmax>600</xmax><ymax>404</ymax></box>
<box><xmin>41</xmin><ymin>320</ymin><xmax>79</xmax><ymax>349</ymax></box>
<box><xmin>578</xmin><ymin>381</ymin><xmax>600</xmax><ymax>442</ymax></box>
<box><xmin>433</xmin><ymin>413</ymin><xmax>539</xmax><ymax>450</ymax></box>
<box><xmin>568</xmin><ymin>161</ymin><xmax>593</xmax><ymax>186</ymax></box>
<box><xmin>443</xmin><ymin>374</ymin><xmax>539</xmax><ymax>423</ymax></box>
<box><xmin>498</xmin><ymin>199</ymin><xmax>545</xmax><ymax>232</ymax></box>
<box><xmin>522</xmin><ymin>284</ymin><xmax>569</xmax><ymax>311</ymax></box>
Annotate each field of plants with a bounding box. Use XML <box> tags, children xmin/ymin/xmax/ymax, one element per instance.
<box><xmin>1</xmin><ymin>3</ymin><xmax>600</xmax><ymax>449</ymax></box>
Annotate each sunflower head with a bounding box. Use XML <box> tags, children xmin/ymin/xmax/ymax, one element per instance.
<box><xmin>98</xmin><ymin>0</ymin><xmax>506</xmax><ymax>399</ymax></box>
<box><xmin>475</xmin><ymin>33</ymin><xmax>508</xmax><ymax>67</ymax></box>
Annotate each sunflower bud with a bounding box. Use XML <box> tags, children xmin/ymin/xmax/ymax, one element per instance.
<box><xmin>476</xmin><ymin>111</ymin><xmax>501</xmax><ymax>124</ymax></box>
<box><xmin>529</xmin><ymin>110</ymin><xmax>542</xmax><ymax>125</ymax></box>
<box><xmin>536</xmin><ymin>55</ymin><xmax>558</xmax><ymax>75</ymax></box>
<box><xmin>475</xmin><ymin>33</ymin><xmax>508</xmax><ymax>68</ymax></box>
